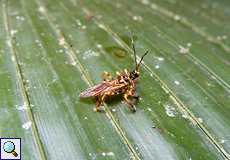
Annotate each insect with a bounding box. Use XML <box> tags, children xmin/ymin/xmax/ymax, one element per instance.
<box><xmin>78</xmin><ymin>30</ymin><xmax>148</xmax><ymax>112</ymax></box>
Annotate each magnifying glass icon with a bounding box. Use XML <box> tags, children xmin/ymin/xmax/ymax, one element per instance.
<box><xmin>3</xmin><ymin>141</ymin><xmax>18</xmax><ymax>157</ymax></box>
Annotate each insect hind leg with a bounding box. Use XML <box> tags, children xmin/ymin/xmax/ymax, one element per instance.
<box><xmin>95</xmin><ymin>90</ymin><xmax>122</xmax><ymax>112</ymax></box>
<box><xmin>95</xmin><ymin>94</ymin><xmax>106</xmax><ymax>112</ymax></box>
<box><xmin>103</xmin><ymin>71</ymin><xmax>113</xmax><ymax>81</ymax></box>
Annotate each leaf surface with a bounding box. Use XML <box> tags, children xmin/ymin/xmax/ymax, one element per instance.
<box><xmin>0</xmin><ymin>0</ymin><xmax>229</xmax><ymax>159</ymax></box>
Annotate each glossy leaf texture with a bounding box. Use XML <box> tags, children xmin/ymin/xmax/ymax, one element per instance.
<box><xmin>0</xmin><ymin>0</ymin><xmax>230</xmax><ymax>159</ymax></box>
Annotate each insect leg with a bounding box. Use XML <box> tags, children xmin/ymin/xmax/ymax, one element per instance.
<box><xmin>95</xmin><ymin>94</ymin><xmax>106</xmax><ymax>112</ymax></box>
<box><xmin>130</xmin><ymin>93</ymin><xmax>139</xmax><ymax>98</ymax></box>
<box><xmin>129</xmin><ymin>82</ymin><xmax>139</xmax><ymax>98</ymax></box>
<box><xmin>116</xmin><ymin>71</ymin><xmax>124</xmax><ymax>76</ymax></box>
<box><xmin>124</xmin><ymin>69</ymin><xmax>130</xmax><ymax>76</ymax></box>
<box><xmin>103</xmin><ymin>71</ymin><xmax>113</xmax><ymax>81</ymax></box>
<box><xmin>95</xmin><ymin>89</ymin><xmax>122</xmax><ymax>112</ymax></box>
<box><xmin>123</xmin><ymin>92</ymin><xmax>136</xmax><ymax>111</ymax></box>
<box><xmin>123</xmin><ymin>81</ymin><xmax>139</xmax><ymax>110</ymax></box>
<box><xmin>109</xmin><ymin>89</ymin><xmax>122</xmax><ymax>95</ymax></box>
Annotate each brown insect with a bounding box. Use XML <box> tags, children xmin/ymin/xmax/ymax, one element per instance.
<box><xmin>78</xmin><ymin>31</ymin><xmax>148</xmax><ymax>112</ymax></box>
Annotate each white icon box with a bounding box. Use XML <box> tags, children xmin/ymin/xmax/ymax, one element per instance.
<box><xmin>0</xmin><ymin>138</ymin><xmax>21</xmax><ymax>160</ymax></box>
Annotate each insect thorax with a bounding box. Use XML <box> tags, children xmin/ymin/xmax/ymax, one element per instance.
<box><xmin>117</xmin><ymin>76</ymin><xmax>130</xmax><ymax>84</ymax></box>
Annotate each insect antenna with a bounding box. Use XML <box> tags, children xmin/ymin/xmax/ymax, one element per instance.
<box><xmin>137</xmin><ymin>51</ymin><xmax>148</xmax><ymax>70</ymax></box>
<box><xmin>129</xmin><ymin>30</ymin><xmax>138</xmax><ymax>70</ymax></box>
<box><xmin>129</xmin><ymin>30</ymin><xmax>148</xmax><ymax>71</ymax></box>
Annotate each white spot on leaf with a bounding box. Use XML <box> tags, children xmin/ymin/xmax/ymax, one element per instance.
<box><xmin>174</xmin><ymin>81</ymin><xmax>179</xmax><ymax>85</ymax></box>
<box><xmin>16</xmin><ymin>102</ymin><xmax>27</xmax><ymax>110</ymax></box>
<box><xmin>141</xmin><ymin>0</ymin><xmax>149</xmax><ymax>5</ymax></box>
<box><xmin>83</xmin><ymin>50</ymin><xmax>100</xmax><ymax>59</ymax></box>
<box><xmin>174</xmin><ymin>15</ymin><xmax>181</xmax><ymax>21</ymax></box>
<box><xmin>38</xmin><ymin>6</ymin><xmax>44</xmax><ymax>12</ymax></box>
<box><xmin>106</xmin><ymin>152</ymin><xmax>114</xmax><ymax>156</ymax></box>
<box><xmin>97</xmin><ymin>44</ymin><xmax>102</xmax><ymax>48</ymax></box>
<box><xmin>22</xmin><ymin>121</ymin><xmax>31</xmax><ymax>130</ymax></box>
<box><xmin>198</xmin><ymin>118</ymin><xmax>203</xmax><ymax>123</ymax></box>
<box><xmin>220</xmin><ymin>139</ymin><xmax>227</xmax><ymax>144</ymax></box>
<box><xmin>147</xmin><ymin>108</ymin><xmax>152</xmax><ymax>111</ymax></box>
<box><xmin>165</xmin><ymin>105</ymin><xmax>177</xmax><ymax>117</ymax></box>
<box><xmin>10</xmin><ymin>29</ymin><xmax>18</xmax><ymax>36</ymax></box>
<box><xmin>11</xmin><ymin>56</ymin><xmax>15</xmax><ymax>62</ymax></box>
<box><xmin>81</xmin><ymin>25</ymin><xmax>86</xmax><ymax>29</ymax></box>
<box><xmin>71</xmin><ymin>61</ymin><xmax>77</xmax><ymax>66</ymax></box>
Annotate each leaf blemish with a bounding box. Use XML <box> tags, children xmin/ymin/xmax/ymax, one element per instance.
<box><xmin>154</xmin><ymin>56</ymin><xmax>164</xmax><ymax>61</ymax></box>
<box><xmin>37</xmin><ymin>6</ymin><xmax>44</xmax><ymax>12</ymax></box>
<box><xmin>174</xmin><ymin>81</ymin><xmax>180</xmax><ymax>85</ymax></box>
<box><xmin>22</xmin><ymin>121</ymin><xmax>31</xmax><ymax>130</ymax></box>
<box><xmin>16</xmin><ymin>102</ymin><xmax>27</xmax><ymax>110</ymax></box>
<box><xmin>164</xmin><ymin>105</ymin><xmax>177</xmax><ymax>117</ymax></box>
<box><xmin>83</xmin><ymin>50</ymin><xmax>100</xmax><ymax>59</ymax></box>
<box><xmin>71</xmin><ymin>61</ymin><xmax>77</xmax><ymax>66</ymax></box>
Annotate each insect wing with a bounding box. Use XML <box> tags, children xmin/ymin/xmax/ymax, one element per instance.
<box><xmin>78</xmin><ymin>82</ymin><xmax>108</xmax><ymax>98</ymax></box>
<box><xmin>78</xmin><ymin>81</ymin><xmax>124</xmax><ymax>98</ymax></box>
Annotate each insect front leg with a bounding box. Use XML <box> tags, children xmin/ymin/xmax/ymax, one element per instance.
<box><xmin>124</xmin><ymin>69</ymin><xmax>130</xmax><ymax>77</ymax></box>
<box><xmin>116</xmin><ymin>71</ymin><xmax>124</xmax><ymax>76</ymax></box>
<box><xmin>95</xmin><ymin>94</ymin><xmax>106</xmax><ymax>112</ymax></box>
<box><xmin>103</xmin><ymin>71</ymin><xmax>113</xmax><ymax>81</ymax></box>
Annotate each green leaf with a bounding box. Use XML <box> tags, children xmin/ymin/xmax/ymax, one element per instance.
<box><xmin>1</xmin><ymin>0</ymin><xmax>230</xmax><ymax>159</ymax></box>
